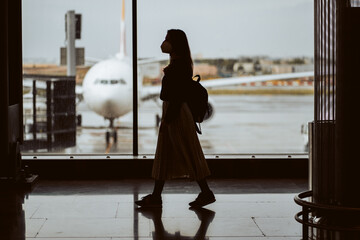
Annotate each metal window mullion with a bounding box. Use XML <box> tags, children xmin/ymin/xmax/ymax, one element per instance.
<box><xmin>325</xmin><ymin>0</ymin><xmax>329</xmax><ymax>191</ymax></box>
<box><xmin>315</xmin><ymin>0</ymin><xmax>318</xmax><ymax>123</ymax></box>
<box><xmin>320</xmin><ymin>0</ymin><xmax>322</xmax><ymax>120</ymax></box>
<box><xmin>315</xmin><ymin>0</ymin><xmax>320</xmax><ymax>173</ymax></box>
<box><xmin>327</xmin><ymin>0</ymin><xmax>331</xmax><ymax>121</ymax></box>
<box><xmin>332</xmin><ymin>0</ymin><xmax>336</xmax><ymax>121</ymax></box>
<box><xmin>132</xmin><ymin>0</ymin><xmax>138</xmax><ymax>156</ymax></box>
<box><xmin>320</xmin><ymin>0</ymin><xmax>324</xmax><ymax>122</ymax></box>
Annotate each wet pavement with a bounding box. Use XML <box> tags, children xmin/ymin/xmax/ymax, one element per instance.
<box><xmin>24</xmin><ymin>94</ymin><xmax>314</xmax><ymax>155</ymax></box>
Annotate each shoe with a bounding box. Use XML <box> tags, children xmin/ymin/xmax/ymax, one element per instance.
<box><xmin>135</xmin><ymin>194</ymin><xmax>162</xmax><ymax>208</ymax></box>
<box><xmin>189</xmin><ymin>191</ymin><xmax>216</xmax><ymax>207</ymax></box>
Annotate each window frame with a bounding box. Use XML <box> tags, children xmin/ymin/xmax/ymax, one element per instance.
<box><xmin>21</xmin><ymin>0</ymin><xmax>312</xmax><ymax>160</ymax></box>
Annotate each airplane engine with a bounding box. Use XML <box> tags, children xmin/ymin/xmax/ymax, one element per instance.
<box><xmin>203</xmin><ymin>97</ymin><xmax>215</xmax><ymax>122</ymax></box>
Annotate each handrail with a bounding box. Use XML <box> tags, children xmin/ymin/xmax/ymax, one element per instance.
<box><xmin>294</xmin><ymin>190</ymin><xmax>360</xmax><ymax>233</ymax></box>
<box><xmin>23</xmin><ymin>74</ymin><xmax>75</xmax><ymax>81</ymax></box>
<box><xmin>295</xmin><ymin>211</ymin><xmax>360</xmax><ymax>232</ymax></box>
<box><xmin>294</xmin><ymin>190</ymin><xmax>360</xmax><ymax>213</ymax></box>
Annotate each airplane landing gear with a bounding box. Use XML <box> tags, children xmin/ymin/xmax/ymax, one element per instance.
<box><xmin>105</xmin><ymin>130</ymin><xmax>118</xmax><ymax>143</ymax></box>
<box><xmin>105</xmin><ymin>118</ymin><xmax>118</xmax><ymax>144</ymax></box>
<box><xmin>156</xmin><ymin>114</ymin><xmax>161</xmax><ymax>127</ymax></box>
<box><xmin>113</xmin><ymin>130</ymin><xmax>117</xmax><ymax>143</ymax></box>
<box><xmin>106</xmin><ymin>131</ymin><xmax>110</xmax><ymax>143</ymax></box>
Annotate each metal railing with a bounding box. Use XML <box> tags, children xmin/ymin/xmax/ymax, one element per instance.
<box><xmin>295</xmin><ymin>191</ymin><xmax>360</xmax><ymax>239</ymax></box>
<box><xmin>22</xmin><ymin>74</ymin><xmax>76</xmax><ymax>151</ymax></box>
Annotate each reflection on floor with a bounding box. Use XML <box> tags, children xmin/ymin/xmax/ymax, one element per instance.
<box><xmin>1</xmin><ymin>179</ymin><xmax>307</xmax><ymax>239</ymax></box>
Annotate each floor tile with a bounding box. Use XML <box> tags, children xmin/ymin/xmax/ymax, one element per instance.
<box><xmin>26</xmin><ymin>195</ymin><xmax>76</xmax><ymax>203</ymax></box>
<box><xmin>207</xmin><ymin>217</ymin><xmax>264</xmax><ymax>237</ymax></box>
<box><xmin>208</xmin><ymin>201</ymin><xmax>300</xmax><ymax>218</ymax></box>
<box><xmin>112</xmin><ymin>238</ymin><xmax>152</xmax><ymax>240</ymax></box>
<box><xmin>161</xmin><ymin>204</ymin><xmax>202</xmax><ymax>219</ymax></box>
<box><xmin>32</xmin><ymin>202</ymin><xmax>119</xmax><ymax>219</ymax></box>
<box><xmin>73</xmin><ymin>194</ymin><xmax>133</xmax><ymax>203</ymax></box>
<box><xmin>36</xmin><ymin>218</ymin><xmax>151</xmax><ymax>238</ymax></box>
<box><xmin>115</xmin><ymin>202</ymin><xmax>135</xmax><ymax>218</ymax></box>
<box><xmin>26</xmin><ymin>238</ymin><xmax>111</xmax><ymax>240</ymax></box>
<box><xmin>146</xmin><ymin>217</ymin><xmax>263</xmax><ymax>237</ymax></box>
<box><xmin>23</xmin><ymin>202</ymin><xmax>41</xmax><ymax>219</ymax></box>
<box><xmin>254</xmin><ymin>217</ymin><xmax>302</xmax><ymax>237</ymax></box>
<box><xmin>150</xmin><ymin>217</ymin><xmax>204</xmax><ymax>237</ymax></box>
<box><xmin>25</xmin><ymin>218</ymin><xmax>46</xmax><ymax>238</ymax></box>
<box><xmin>10</xmin><ymin>179</ymin><xmax>308</xmax><ymax>239</ymax></box>
<box><xmin>214</xmin><ymin>193</ymin><xmax>298</xmax><ymax>202</ymax></box>
<box><xmin>209</xmin><ymin>237</ymin><xmax>300</xmax><ymax>239</ymax></box>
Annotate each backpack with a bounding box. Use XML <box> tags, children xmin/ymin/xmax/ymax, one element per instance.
<box><xmin>187</xmin><ymin>75</ymin><xmax>210</xmax><ymax>134</ymax></box>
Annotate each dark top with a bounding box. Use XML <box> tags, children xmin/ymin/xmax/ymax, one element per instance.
<box><xmin>160</xmin><ymin>59</ymin><xmax>193</xmax><ymax>123</ymax></box>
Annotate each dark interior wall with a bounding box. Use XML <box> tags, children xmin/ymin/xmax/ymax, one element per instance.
<box><xmin>0</xmin><ymin>0</ymin><xmax>10</xmax><ymax>177</ymax></box>
<box><xmin>313</xmin><ymin>0</ymin><xmax>360</xmax><ymax>208</ymax></box>
<box><xmin>335</xmin><ymin>6</ymin><xmax>360</xmax><ymax>207</ymax></box>
<box><xmin>8</xmin><ymin>0</ymin><xmax>23</xmax><ymax>108</ymax></box>
<box><xmin>22</xmin><ymin>158</ymin><xmax>308</xmax><ymax>180</ymax></box>
<box><xmin>0</xmin><ymin>0</ymin><xmax>23</xmax><ymax>180</ymax></box>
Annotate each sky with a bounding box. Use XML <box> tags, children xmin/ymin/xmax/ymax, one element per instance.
<box><xmin>22</xmin><ymin>0</ymin><xmax>314</xmax><ymax>63</ymax></box>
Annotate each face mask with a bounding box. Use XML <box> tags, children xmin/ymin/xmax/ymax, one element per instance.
<box><xmin>161</xmin><ymin>41</ymin><xmax>172</xmax><ymax>53</ymax></box>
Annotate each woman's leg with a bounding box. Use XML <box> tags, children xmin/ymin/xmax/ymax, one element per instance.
<box><xmin>152</xmin><ymin>180</ymin><xmax>165</xmax><ymax>198</ymax></box>
<box><xmin>135</xmin><ymin>180</ymin><xmax>164</xmax><ymax>207</ymax></box>
<box><xmin>196</xmin><ymin>178</ymin><xmax>211</xmax><ymax>193</ymax></box>
<box><xmin>189</xmin><ymin>178</ymin><xmax>215</xmax><ymax>207</ymax></box>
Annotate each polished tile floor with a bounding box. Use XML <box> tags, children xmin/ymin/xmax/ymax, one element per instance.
<box><xmin>1</xmin><ymin>179</ymin><xmax>307</xmax><ymax>239</ymax></box>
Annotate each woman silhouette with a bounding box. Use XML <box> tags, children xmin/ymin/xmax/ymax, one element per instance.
<box><xmin>135</xmin><ymin>29</ymin><xmax>215</xmax><ymax>208</ymax></box>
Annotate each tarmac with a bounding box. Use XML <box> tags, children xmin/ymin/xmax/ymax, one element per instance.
<box><xmin>56</xmin><ymin>94</ymin><xmax>314</xmax><ymax>155</ymax></box>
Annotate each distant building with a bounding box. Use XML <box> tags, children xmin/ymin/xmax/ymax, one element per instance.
<box><xmin>271</xmin><ymin>65</ymin><xmax>293</xmax><ymax>74</ymax></box>
<box><xmin>292</xmin><ymin>64</ymin><xmax>314</xmax><ymax>72</ymax></box>
<box><xmin>242</xmin><ymin>63</ymin><xmax>255</xmax><ymax>73</ymax></box>
<box><xmin>193</xmin><ymin>63</ymin><xmax>218</xmax><ymax>78</ymax></box>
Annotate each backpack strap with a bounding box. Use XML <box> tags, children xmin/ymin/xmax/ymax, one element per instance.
<box><xmin>193</xmin><ymin>74</ymin><xmax>201</xmax><ymax>82</ymax></box>
<box><xmin>192</xmin><ymin>74</ymin><xmax>202</xmax><ymax>134</ymax></box>
<box><xmin>195</xmin><ymin>122</ymin><xmax>202</xmax><ymax>134</ymax></box>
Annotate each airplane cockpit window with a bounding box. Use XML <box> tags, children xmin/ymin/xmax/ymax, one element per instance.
<box><xmin>110</xmin><ymin>79</ymin><xmax>126</xmax><ymax>84</ymax></box>
<box><xmin>94</xmin><ymin>79</ymin><xmax>126</xmax><ymax>85</ymax></box>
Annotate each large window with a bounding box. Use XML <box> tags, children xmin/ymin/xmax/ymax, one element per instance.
<box><xmin>22</xmin><ymin>0</ymin><xmax>314</xmax><ymax>155</ymax></box>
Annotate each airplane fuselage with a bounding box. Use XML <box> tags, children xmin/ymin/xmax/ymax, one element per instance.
<box><xmin>82</xmin><ymin>57</ymin><xmax>133</xmax><ymax>119</ymax></box>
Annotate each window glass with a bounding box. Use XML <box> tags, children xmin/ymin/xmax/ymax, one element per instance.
<box><xmin>22</xmin><ymin>0</ymin><xmax>133</xmax><ymax>154</ymax></box>
<box><xmin>22</xmin><ymin>0</ymin><xmax>314</xmax><ymax>155</ymax></box>
<box><xmin>138</xmin><ymin>0</ymin><xmax>314</xmax><ymax>154</ymax></box>
<box><xmin>350</xmin><ymin>0</ymin><xmax>360</xmax><ymax>7</ymax></box>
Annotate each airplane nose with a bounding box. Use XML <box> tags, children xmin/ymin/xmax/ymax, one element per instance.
<box><xmin>102</xmin><ymin>99</ymin><xmax>118</xmax><ymax>118</ymax></box>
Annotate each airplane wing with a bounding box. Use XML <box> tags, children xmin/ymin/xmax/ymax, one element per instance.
<box><xmin>138</xmin><ymin>57</ymin><xmax>168</xmax><ymax>65</ymax></box>
<box><xmin>139</xmin><ymin>71</ymin><xmax>314</xmax><ymax>101</ymax></box>
<box><xmin>140</xmin><ymin>85</ymin><xmax>161</xmax><ymax>101</ymax></box>
<box><xmin>85</xmin><ymin>57</ymin><xmax>105</xmax><ymax>65</ymax></box>
<box><xmin>200</xmin><ymin>71</ymin><xmax>314</xmax><ymax>89</ymax></box>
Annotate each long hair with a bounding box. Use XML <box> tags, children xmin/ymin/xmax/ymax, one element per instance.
<box><xmin>166</xmin><ymin>29</ymin><xmax>193</xmax><ymax>75</ymax></box>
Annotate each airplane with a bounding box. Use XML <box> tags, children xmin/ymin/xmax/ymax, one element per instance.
<box><xmin>24</xmin><ymin>0</ymin><xmax>314</xmax><ymax>144</ymax></box>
